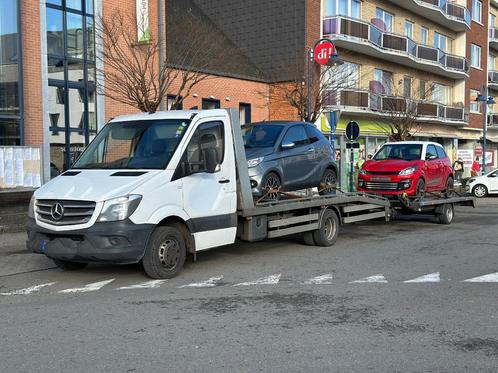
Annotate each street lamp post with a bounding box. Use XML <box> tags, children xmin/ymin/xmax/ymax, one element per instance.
<box><xmin>476</xmin><ymin>87</ymin><xmax>495</xmax><ymax>174</ymax></box>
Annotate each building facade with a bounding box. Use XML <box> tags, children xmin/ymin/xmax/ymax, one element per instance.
<box><xmin>1</xmin><ymin>0</ymin><xmax>497</xmax><ymax>192</ymax></box>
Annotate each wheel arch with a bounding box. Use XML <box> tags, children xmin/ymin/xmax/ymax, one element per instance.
<box><xmin>156</xmin><ymin>216</ymin><xmax>195</xmax><ymax>254</ymax></box>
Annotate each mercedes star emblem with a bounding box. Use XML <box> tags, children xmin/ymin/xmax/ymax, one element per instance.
<box><xmin>51</xmin><ymin>202</ymin><xmax>64</xmax><ymax>221</ymax></box>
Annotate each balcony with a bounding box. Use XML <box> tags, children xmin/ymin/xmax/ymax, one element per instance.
<box><xmin>385</xmin><ymin>0</ymin><xmax>470</xmax><ymax>32</ymax></box>
<box><xmin>490</xmin><ymin>28</ymin><xmax>498</xmax><ymax>51</ymax></box>
<box><xmin>323</xmin><ymin>16</ymin><xmax>469</xmax><ymax>79</ymax></box>
<box><xmin>489</xmin><ymin>71</ymin><xmax>498</xmax><ymax>90</ymax></box>
<box><xmin>325</xmin><ymin>88</ymin><xmax>468</xmax><ymax>126</ymax></box>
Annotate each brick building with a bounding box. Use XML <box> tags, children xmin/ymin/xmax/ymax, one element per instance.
<box><xmin>1</xmin><ymin>0</ymin><xmax>497</xmax><ymax>191</ymax></box>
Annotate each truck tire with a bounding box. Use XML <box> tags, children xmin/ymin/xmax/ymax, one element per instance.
<box><xmin>312</xmin><ymin>209</ymin><xmax>339</xmax><ymax>247</ymax></box>
<box><xmin>142</xmin><ymin>225</ymin><xmax>186</xmax><ymax>279</ymax></box>
<box><xmin>302</xmin><ymin>231</ymin><xmax>316</xmax><ymax>246</ymax></box>
<box><xmin>52</xmin><ymin>259</ymin><xmax>88</xmax><ymax>271</ymax></box>
<box><xmin>437</xmin><ymin>204</ymin><xmax>454</xmax><ymax>225</ymax></box>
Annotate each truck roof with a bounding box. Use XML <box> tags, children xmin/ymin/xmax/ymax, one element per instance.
<box><xmin>109</xmin><ymin>109</ymin><xmax>229</xmax><ymax>123</ymax></box>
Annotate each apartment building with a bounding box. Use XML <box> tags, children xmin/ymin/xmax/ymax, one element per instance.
<box><xmin>320</xmin><ymin>0</ymin><xmax>497</xmax><ymax>172</ymax></box>
<box><xmin>1</xmin><ymin>0</ymin><xmax>497</xmax><ymax>194</ymax></box>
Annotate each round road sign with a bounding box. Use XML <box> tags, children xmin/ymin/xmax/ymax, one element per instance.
<box><xmin>345</xmin><ymin>121</ymin><xmax>360</xmax><ymax>141</ymax></box>
<box><xmin>314</xmin><ymin>40</ymin><xmax>336</xmax><ymax>66</ymax></box>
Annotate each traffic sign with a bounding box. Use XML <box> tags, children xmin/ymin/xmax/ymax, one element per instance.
<box><xmin>346</xmin><ymin>142</ymin><xmax>360</xmax><ymax>149</ymax></box>
<box><xmin>314</xmin><ymin>40</ymin><xmax>336</xmax><ymax>66</ymax></box>
<box><xmin>345</xmin><ymin>121</ymin><xmax>360</xmax><ymax>141</ymax></box>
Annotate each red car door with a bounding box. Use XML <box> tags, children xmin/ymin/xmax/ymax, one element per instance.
<box><xmin>425</xmin><ymin>145</ymin><xmax>440</xmax><ymax>191</ymax></box>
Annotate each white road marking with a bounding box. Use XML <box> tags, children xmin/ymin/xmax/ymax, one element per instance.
<box><xmin>117</xmin><ymin>280</ymin><xmax>166</xmax><ymax>290</ymax></box>
<box><xmin>404</xmin><ymin>272</ymin><xmax>441</xmax><ymax>283</ymax></box>
<box><xmin>350</xmin><ymin>274</ymin><xmax>388</xmax><ymax>283</ymax></box>
<box><xmin>179</xmin><ymin>276</ymin><xmax>224</xmax><ymax>288</ymax></box>
<box><xmin>303</xmin><ymin>274</ymin><xmax>333</xmax><ymax>285</ymax></box>
<box><xmin>0</xmin><ymin>282</ymin><xmax>56</xmax><ymax>296</ymax></box>
<box><xmin>58</xmin><ymin>279</ymin><xmax>115</xmax><ymax>294</ymax></box>
<box><xmin>463</xmin><ymin>273</ymin><xmax>498</xmax><ymax>283</ymax></box>
<box><xmin>233</xmin><ymin>274</ymin><xmax>281</xmax><ymax>286</ymax></box>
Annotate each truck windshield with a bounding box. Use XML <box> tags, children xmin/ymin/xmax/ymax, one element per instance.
<box><xmin>374</xmin><ymin>144</ymin><xmax>422</xmax><ymax>161</ymax></box>
<box><xmin>73</xmin><ymin>119</ymin><xmax>191</xmax><ymax>169</ymax></box>
<box><xmin>244</xmin><ymin>124</ymin><xmax>284</xmax><ymax>148</ymax></box>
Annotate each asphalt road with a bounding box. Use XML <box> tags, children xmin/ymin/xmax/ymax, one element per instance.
<box><xmin>1</xmin><ymin>202</ymin><xmax>497</xmax><ymax>372</ymax></box>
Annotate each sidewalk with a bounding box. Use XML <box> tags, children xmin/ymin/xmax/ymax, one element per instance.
<box><xmin>0</xmin><ymin>232</ymin><xmax>55</xmax><ymax>277</ymax></box>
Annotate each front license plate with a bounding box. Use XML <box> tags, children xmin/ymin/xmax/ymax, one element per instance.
<box><xmin>371</xmin><ymin>177</ymin><xmax>391</xmax><ymax>182</ymax></box>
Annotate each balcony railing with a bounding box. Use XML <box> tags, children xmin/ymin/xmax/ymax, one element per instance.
<box><xmin>489</xmin><ymin>71</ymin><xmax>498</xmax><ymax>86</ymax></box>
<box><xmin>323</xmin><ymin>16</ymin><xmax>469</xmax><ymax>75</ymax></box>
<box><xmin>325</xmin><ymin>88</ymin><xmax>468</xmax><ymax>124</ymax></box>
<box><xmin>417</xmin><ymin>0</ymin><xmax>471</xmax><ymax>28</ymax></box>
<box><xmin>490</xmin><ymin>28</ymin><xmax>498</xmax><ymax>50</ymax></box>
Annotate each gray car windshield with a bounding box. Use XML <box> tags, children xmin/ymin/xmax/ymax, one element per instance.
<box><xmin>244</xmin><ymin>125</ymin><xmax>284</xmax><ymax>148</ymax></box>
<box><xmin>374</xmin><ymin>144</ymin><xmax>422</xmax><ymax>161</ymax></box>
<box><xmin>73</xmin><ymin>119</ymin><xmax>191</xmax><ymax>169</ymax></box>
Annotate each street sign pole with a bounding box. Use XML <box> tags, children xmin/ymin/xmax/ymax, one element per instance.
<box><xmin>349</xmin><ymin>142</ymin><xmax>354</xmax><ymax>192</ymax></box>
<box><xmin>345</xmin><ymin>120</ymin><xmax>360</xmax><ymax>193</ymax></box>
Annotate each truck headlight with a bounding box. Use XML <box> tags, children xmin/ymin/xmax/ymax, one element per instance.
<box><xmin>97</xmin><ymin>195</ymin><xmax>142</xmax><ymax>222</ymax></box>
<box><xmin>247</xmin><ymin>157</ymin><xmax>264</xmax><ymax>168</ymax></box>
<box><xmin>28</xmin><ymin>195</ymin><xmax>35</xmax><ymax>219</ymax></box>
<box><xmin>399</xmin><ymin>166</ymin><xmax>417</xmax><ymax>176</ymax></box>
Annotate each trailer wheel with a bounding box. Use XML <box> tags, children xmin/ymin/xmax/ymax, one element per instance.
<box><xmin>52</xmin><ymin>259</ymin><xmax>88</xmax><ymax>271</ymax></box>
<box><xmin>142</xmin><ymin>225</ymin><xmax>186</xmax><ymax>279</ymax></box>
<box><xmin>437</xmin><ymin>204</ymin><xmax>454</xmax><ymax>225</ymax></box>
<box><xmin>312</xmin><ymin>209</ymin><xmax>339</xmax><ymax>247</ymax></box>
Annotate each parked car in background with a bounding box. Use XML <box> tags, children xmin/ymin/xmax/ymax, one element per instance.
<box><xmin>466</xmin><ymin>168</ymin><xmax>498</xmax><ymax>198</ymax></box>
<box><xmin>243</xmin><ymin>121</ymin><xmax>338</xmax><ymax>199</ymax></box>
<box><xmin>357</xmin><ymin>141</ymin><xmax>454</xmax><ymax>198</ymax></box>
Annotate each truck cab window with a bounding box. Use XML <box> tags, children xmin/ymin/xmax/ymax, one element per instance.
<box><xmin>176</xmin><ymin>121</ymin><xmax>225</xmax><ymax>178</ymax></box>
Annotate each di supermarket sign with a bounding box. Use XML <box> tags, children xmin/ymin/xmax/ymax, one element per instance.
<box><xmin>136</xmin><ymin>0</ymin><xmax>150</xmax><ymax>42</ymax></box>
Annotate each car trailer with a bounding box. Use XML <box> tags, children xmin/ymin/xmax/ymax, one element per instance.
<box><xmin>388</xmin><ymin>192</ymin><xmax>476</xmax><ymax>225</ymax></box>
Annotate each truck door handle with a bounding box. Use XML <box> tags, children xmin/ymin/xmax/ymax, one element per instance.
<box><xmin>219</xmin><ymin>179</ymin><xmax>230</xmax><ymax>184</ymax></box>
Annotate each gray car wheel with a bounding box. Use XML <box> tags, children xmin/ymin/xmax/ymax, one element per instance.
<box><xmin>318</xmin><ymin>169</ymin><xmax>337</xmax><ymax>195</ymax></box>
<box><xmin>261</xmin><ymin>172</ymin><xmax>281</xmax><ymax>201</ymax></box>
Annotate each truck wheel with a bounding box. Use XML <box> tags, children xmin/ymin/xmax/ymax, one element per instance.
<box><xmin>302</xmin><ymin>231</ymin><xmax>316</xmax><ymax>246</ymax></box>
<box><xmin>142</xmin><ymin>225</ymin><xmax>186</xmax><ymax>279</ymax></box>
<box><xmin>312</xmin><ymin>209</ymin><xmax>339</xmax><ymax>247</ymax></box>
<box><xmin>52</xmin><ymin>259</ymin><xmax>88</xmax><ymax>271</ymax></box>
<box><xmin>437</xmin><ymin>204</ymin><xmax>454</xmax><ymax>225</ymax></box>
<box><xmin>318</xmin><ymin>169</ymin><xmax>337</xmax><ymax>195</ymax></box>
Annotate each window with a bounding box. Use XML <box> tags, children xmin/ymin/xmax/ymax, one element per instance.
<box><xmin>202</xmin><ymin>98</ymin><xmax>221</xmax><ymax>110</ymax></box>
<box><xmin>426</xmin><ymin>145</ymin><xmax>438</xmax><ymax>160</ymax></box>
<box><xmin>167</xmin><ymin>95</ymin><xmax>183</xmax><ymax>110</ymax></box>
<box><xmin>0</xmin><ymin>0</ymin><xmax>22</xmax><ymax>145</ymax></box>
<box><xmin>374</xmin><ymin>143</ymin><xmax>422</xmax><ymax>161</ymax></box>
<box><xmin>306</xmin><ymin>125</ymin><xmax>324</xmax><ymax>144</ymax></box>
<box><xmin>282</xmin><ymin>125</ymin><xmax>309</xmax><ymax>147</ymax></box>
<box><xmin>375</xmin><ymin>8</ymin><xmax>394</xmax><ymax>32</ymax></box>
<box><xmin>421</xmin><ymin>27</ymin><xmax>429</xmax><ymax>45</ymax></box>
<box><xmin>471</xmin><ymin>44</ymin><xmax>481</xmax><ymax>68</ymax></box>
<box><xmin>177</xmin><ymin>121</ymin><xmax>225</xmax><ymax>176</ymax></box>
<box><xmin>470</xmin><ymin>89</ymin><xmax>481</xmax><ymax>113</ymax></box>
<box><xmin>239</xmin><ymin>103</ymin><xmax>251</xmax><ymax>125</ymax></box>
<box><xmin>403</xmin><ymin>77</ymin><xmax>412</xmax><ymax>98</ymax></box>
<box><xmin>489</xmin><ymin>55</ymin><xmax>495</xmax><ymax>71</ymax></box>
<box><xmin>244</xmin><ymin>124</ymin><xmax>284</xmax><ymax>148</ymax></box>
<box><xmin>472</xmin><ymin>0</ymin><xmax>482</xmax><ymax>23</ymax></box>
<box><xmin>436</xmin><ymin>146</ymin><xmax>448</xmax><ymax>159</ymax></box>
<box><xmin>419</xmin><ymin>80</ymin><xmax>427</xmax><ymax>100</ymax></box>
<box><xmin>374</xmin><ymin>68</ymin><xmax>393</xmax><ymax>95</ymax></box>
<box><xmin>434</xmin><ymin>32</ymin><xmax>449</xmax><ymax>52</ymax></box>
<box><xmin>334</xmin><ymin>62</ymin><xmax>359</xmax><ymax>88</ymax></box>
<box><xmin>491</xmin><ymin>14</ymin><xmax>496</xmax><ymax>27</ymax></box>
<box><xmin>404</xmin><ymin>21</ymin><xmax>414</xmax><ymax>39</ymax></box>
<box><xmin>432</xmin><ymin>83</ymin><xmax>449</xmax><ymax>104</ymax></box>
<box><xmin>324</xmin><ymin>0</ymin><xmax>361</xmax><ymax>18</ymax></box>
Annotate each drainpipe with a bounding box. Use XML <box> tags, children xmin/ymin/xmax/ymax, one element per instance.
<box><xmin>158</xmin><ymin>0</ymin><xmax>165</xmax><ymax>111</ymax></box>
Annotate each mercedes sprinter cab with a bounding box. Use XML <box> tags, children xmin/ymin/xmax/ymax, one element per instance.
<box><xmin>27</xmin><ymin>109</ymin><xmax>239</xmax><ymax>279</ymax></box>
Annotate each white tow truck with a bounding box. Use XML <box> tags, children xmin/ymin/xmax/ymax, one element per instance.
<box><xmin>26</xmin><ymin>109</ymin><xmax>470</xmax><ymax>279</ymax></box>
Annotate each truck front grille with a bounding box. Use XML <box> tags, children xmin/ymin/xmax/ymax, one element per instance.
<box><xmin>364</xmin><ymin>182</ymin><xmax>399</xmax><ymax>191</ymax></box>
<box><xmin>36</xmin><ymin>199</ymin><xmax>96</xmax><ymax>226</ymax></box>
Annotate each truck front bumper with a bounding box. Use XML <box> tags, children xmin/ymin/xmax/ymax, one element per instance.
<box><xmin>26</xmin><ymin>218</ymin><xmax>154</xmax><ymax>264</ymax></box>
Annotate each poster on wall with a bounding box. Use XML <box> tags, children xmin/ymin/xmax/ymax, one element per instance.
<box><xmin>136</xmin><ymin>0</ymin><xmax>150</xmax><ymax>42</ymax></box>
<box><xmin>456</xmin><ymin>149</ymin><xmax>473</xmax><ymax>167</ymax></box>
<box><xmin>474</xmin><ymin>148</ymin><xmax>494</xmax><ymax>166</ymax></box>
<box><xmin>0</xmin><ymin>147</ymin><xmax>42</xmax><ymax>189</ymax></box>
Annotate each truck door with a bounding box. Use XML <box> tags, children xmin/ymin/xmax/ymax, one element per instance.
<box><xmin>174</xmin><ymin>117</ymin><xmax>237</xmax><ymax>251</ymax></box>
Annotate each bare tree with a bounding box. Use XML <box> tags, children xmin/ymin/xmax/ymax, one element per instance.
<box><xmin>95</xmin><ymin>9</ymin><xmax>236</xmax><ymax>113</ymax></box>
<box><xmin>374</xmin><ymin>78</ymin><xmax>437</xmax><ymax>141</ymax></box>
